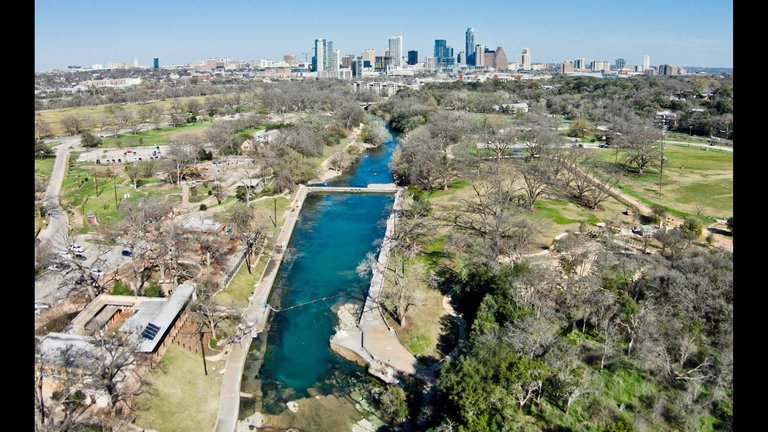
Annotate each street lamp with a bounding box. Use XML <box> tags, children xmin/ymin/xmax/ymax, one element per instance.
<box><xmin>657</xmin><ymin>114</ymin><xmax>669</xmax><ymax>197</ymax></box>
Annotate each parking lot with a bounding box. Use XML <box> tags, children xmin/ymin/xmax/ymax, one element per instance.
<box><xmin>76</xmin><ymin>145</ymin><xmax>167</xmax><ymax>164</ymax></box>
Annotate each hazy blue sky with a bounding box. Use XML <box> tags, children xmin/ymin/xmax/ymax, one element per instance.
<box><xmin>35</xmin><ymin>0</ymin><xmax>733</xmax><ymax>71</ymax></box>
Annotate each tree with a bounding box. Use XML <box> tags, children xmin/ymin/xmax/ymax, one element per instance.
<box><xmin>680</xmin><ymin>217</ymin><xmax>703</xmax><ymax>238</ymax></box>
<box><xmin>726</xmin><ymin>216</ymin><xmax>733</xmax><ymax>234</ymax></box>
<box><xmin>62</xmin><ymin>114</ymin><xmax>87</xmax><ymax>135</ymax></box>
<box><xmin>378</xmin><ymin>386</ymin><xmax>409</xmax><ymax>425</ymax></box>
<box><xmin>615</xmin><ymin>118</ymin><xmax>662</xmax><ymax>175</ymax></box>
<box><xmin>165</xmin><ymin>141</ymin><xmax>195</xmax><ymax>186</ymax></box>
<box><xmin>35</xmin><ymin>115</ymin><xmax>54</xmax><ymax>140</ymax></box>
<box><xmin>569</xmin><ymin>117</ymin><xmax>594</xmax><ymax>139</ymax></box>
<box><xmin>518</xmin><ymin>159</ymin><xmax>554</xmax><ymax>208</ymax></box>
<box><xmin>227</xmin><ymin>202</ymin><xmax>264</xmax><ymax>274</ymax></box>
<box><xmin>80</xmin><ymin>131</ymin><xmax>102</xmax><ymax>148</ymax></box>
<box><xmin>35</xmin><ymin>139</ymin><xmax>55</xmax><ymax>158</ymax></box>
<box><xmin>191</xmin><ymin>278</ymin><xmax>236</xmax><ymax>341</ymax></box>
<box><xmin>125</xmin><ymin>163</ymin><xmax>141</xmax><ymax>189</ymax></box>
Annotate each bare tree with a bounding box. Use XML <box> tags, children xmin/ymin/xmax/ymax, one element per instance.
<box><xmin>62</xmin><ymin>114</ymin><xmax>87</xmax><ymax>135</ymax></box>
<box><xmin>165</xmin><ymin>141</ymin><xmax>195</xmax><ymax>187</ymax></box>
<box><xmin>615</xmin><ymin>117</ymin><xmax>662</xmax><ymax>175</ymax></box>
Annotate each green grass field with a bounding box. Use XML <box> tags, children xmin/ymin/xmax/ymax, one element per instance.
<box><xmin>37</xmin><ymin>96</ymin><xmax>211</xmax><ymax>136</ymax></box>
<box><xmin>35</xmin><ymin>158</ymin><xmax>55</xmax><ymax>179</ymax></box>
<box><xmin>100</xmin><ymin>120</ymin><xmax>213</xmax><ymax>148</ymax></box>
<box><xmin>592</xmin><ymin>145</ymin><xmax>733</xmax><ymax>219</ymax></box>
<box><xmin>60</xmin><ymin>163</ymin><xmax>180</xmax><ymax>231</ymax></box>
<box><xmin>135</xmin><ymin>345</ymin><xmax>223</xmax><ymax>432</ymax></box>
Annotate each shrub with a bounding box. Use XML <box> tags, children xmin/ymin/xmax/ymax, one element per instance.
<box><xmin>111</xmin><ymin>280</ymin><xmax>135</xmax><ymax>296</ymax></box>
<box><xmin>726</xmin><ymin>216</ymin><xmax>733</xmax><ymax>234</ymax></box>
<box><xmin>199</xmin><ymin>203</ymin><xmax>208</xmax><ymax>211</ymax></box>
<box><xmin>680</xmin><ymin>217</ymin><xmax>703</xmax><ymax>237</ymax></box>
<box><xmin>144</xmin><ymin>281</ymin><xmax>164</xmax><ymax>297</ymax></box>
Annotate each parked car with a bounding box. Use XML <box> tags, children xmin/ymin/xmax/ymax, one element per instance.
<box><xmin>121</xmin><ymin>249</ymin><xmax>133</xmax><ymax>257</ymax></box>
<box><xmin>35</xmin><ymin>302</ymin><xmax>50</xmax><ymax>314</ymax></box>
<box><xmin>70</xmin><ymin>244</ymin><xmax>85</xmax><ymax>253</ymax></box>
<box><xmin>74</xmin><ymin>253</ymin><xmax>87</xmax><ymax>261</ymax></box>
<box><xmin>90</xmin><ymin>268</ymin><xmax>105</xmax><ymax>278</ymax></box>
<box><xmin>47</xmin><ymin>263</ymin><xmax>61</xmax><ymax>272</ymax></box>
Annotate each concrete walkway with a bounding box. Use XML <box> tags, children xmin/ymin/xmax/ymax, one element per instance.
<box><xmin>213</xmin><ymin>185</ymin><xmax>308</xmax><ymax>432</ymax></box>
<box><xmin>330</xmin><ymin>189</ymin><xmax>419</xmax><ymax>382</ymax></box>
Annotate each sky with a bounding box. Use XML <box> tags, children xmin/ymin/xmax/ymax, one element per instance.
<box><xmin>35</xmin><ymin>0</ymin><xmax>733</xmax><ymax>71</ymax></box>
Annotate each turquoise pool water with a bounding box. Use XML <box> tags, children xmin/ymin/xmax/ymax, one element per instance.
<box><xmin>251</xmin><ymin>125</ymin><xmax>399</xmax><ymax>413</ymax></box>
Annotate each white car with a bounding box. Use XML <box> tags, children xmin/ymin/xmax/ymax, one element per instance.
<box><xmin>70</xmin><ymin>244</ymin><xmax>85</xmax><ymax>254</ymax></box>
<box><xmin>90</xmin><ymin>268</ymin><xmax>105</xmax><ymax>278</ymax></box>
<box><xmin>47</xmin><ymin>263</ymin><xmax>61</xmax><ymax>272</ymax></box>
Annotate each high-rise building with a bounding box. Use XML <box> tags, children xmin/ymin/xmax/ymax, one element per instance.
<box><xmin>330</xmin><ymin>49</ymin><xmax>340</xmax><ymax>71</ymax></box>
<box><xmin>435</xmin><ymin>39</ymin><xmax>455</xmax><ymax>69</ymax></box>
<box><xmin>517</xmin><ymin>48</ymin><xmax>532</xmax><ymax>70</ymax></box>
<box><xmin>153</xmin><ymin>58</ymin><xmax>159</xmax><ymax>70</ymax></box>
<box><xmin>341</xmin><ymin>55</ymin><xmax>354</xmax><ymax>69</ymax></box>
<box><xmin>407</xmin><ymin>50</ymin><xmax>418</xmax><ymax>65</ymax></box>
<box><xmin>388</xmin><ymin>36</ymin><xmax>403</xmax><ymax>68</ymax></box>
<box><xmin>283</xmin><ymin>55</ymin><xmax>297</xmax><ymax>66</ymax></box>
<box><xmin>362</xmin><ymin>49</ymin><xmax>376</xmax><ymax>63</ymax></box>
<box><xmin>591</xmin><ymin>60</ymin><xmax>611</xmax><ymax>72</ymax></box>
<box><xmin>643</xmin><ymin>55</ymin><xmax>650</xmax><ymax>71</ymax></box>
<box><xmin>457</xmin><ymin>51</ymin><xmax>465</xmax><ymax>65</ymax></box>
<box><xmin>312</xmin><ymin>38</ymin><xmax>326</xmax><ymax>72</ymax></box>
<box><xmin>352</xmin><ymin>56</ymin><xmax>364</xmax><ymax>77</ymax></box>
<box><xmin>614</xmin><ymin>58</ymin><xmax>626</xmax><ymax>70</ymax></box>
<box><xmin>658</xmin><ymin>64</ymin><xmax>684</xmax><ymax>76</ymax></box>
<box><xmin>133</xmin><ymin>57</ymin><xmax>139</xmax><ymax>68</ymax></box>
<box><xmin>475</xmin><ymin>44</ymin><xmax>485</xmax><ymax>66</ymax></box>
<box><xmin>465</xmin><ymin>27</ymin><xmax>476</xmax><ymax>66</ymax></box>
<box><xmin>494</xmin><ymin>47</ymin><xmax>508</xmax><ymax>70</ymax></box>
<box><xmin>574</xmin><ymin>57</ymin><xmax>586</xmax><ymax>70</ymax></box>
<box><xmin>560</xmin><ymin>60</ymin><xmax>574</xmax><ymax>74</ymax></box>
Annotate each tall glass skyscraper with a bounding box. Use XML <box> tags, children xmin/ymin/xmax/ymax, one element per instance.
<box><xmin>434</xmin><ymin>39</ymin><xmax>454</xmax><ymax>70</ymax></box>
<box><xmin>465</xmin><ymin>27</ymin><xmax>475</xmax><ymax>66</ymax></box>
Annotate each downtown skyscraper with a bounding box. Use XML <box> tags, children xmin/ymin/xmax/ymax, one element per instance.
<box><xmin>388</xmin><ymin>36</ymin><xmax>403</xmax><ymax>69</ymax></box>
<box><xmin>466</xmin><ymin>27</ymin><xmax>476</xmax><ymax>66</ymax></box>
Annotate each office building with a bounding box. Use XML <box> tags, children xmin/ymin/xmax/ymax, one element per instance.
<box><xmin>474</xmin><ymin>44</ymin><xmax>485</xmax><ymax>66</ymax></box>
<box><xmin>466</xmin><ymin>27</ymin><xmax>476</xmax><ymax>66</ymax></box>
<box><xmin>152</xmin><ymin>58</ymin><xmax>159</xmax><ymax>70</ymax></box>
<box><xmin>574</xmin><ymin>57</ymin><xmax>586</xmax><ymax>70</ymax></box>
<box><xmin>362</xmin><ymin>49</ymin><xmax>376</xmax><ymax>63</ymax></box>
<box><xmin>517</xmin><ymin>48</ymin><xmax>532</xmax><ymax>70</ymax></box>
<box><xmin>434</xmin><ymin>39</ymin><xmax>454</xmax><ymax>69</ymax></box>
<box><xmin>133</xmin><ymin>57</ymin><xmax>139</xmax><ymax>68</ymax></box>
<box><xmin>591</xmin><ymin>60</ymin><xmax>611</xmax><ymax>71</ymax></box>
<box><xmin>312</xmin><ymin>38</ymin><xmax>326</xmax><ymax>72</ymax></box>
<box><xmin>658</xmin><ymin>64</ymin><xmax>684</xmax><ymax>76</ymax></box>
<box><xmin>560</xmin><ymin>60</ymin><xmax>574</xmax><ymax>73</ymax></box>
<box><xmin>388</xmin><ymin>36</ymin><xmax>403</xmax><ymax>68</ymax></box>
<box><xmin>479</xmin><ymin>46</ymin><xmax>508</xmax><ymax>70</ymax></box>
<box><xmin>614</xmin><ymin>58</ymin><xmax>626</xmax><ymax>70</ymax></box>
<box><xmin>457</xmin><ymin>51</ymin><xmax>465</xmax><ymax>65</ymax></box>
<box><xmin>331</xmin><ymin>49</ymin><xmax>340</xmax><ymax>71</ymax></box>
<box><xmin>407</xmin><ymin>50</ymin><xmax>418</xmax><ymax>65</ymax></box>
<box><xmin>283</xmin><ymin>55</ymin><xmax>297</xmax><ymax>66</ymax></box>
<box><xmin>643</xmin><ymin>54</ymin><xmax>650</xmax><ymax>71</ymax></box>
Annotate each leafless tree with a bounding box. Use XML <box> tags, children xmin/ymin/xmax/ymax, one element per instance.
<box><xmin>614</xmin><ymin>117</ymin><xmax>663</xmax><ymax>175</ymax></box>
<box><xmin>165</xmin><ymin>140</ymin><xmax>195</xmax><ymax>187</ymax></box>
<box><xmin>62</xmin><ymin>114</ymin><xmax>87</xmax><ymax>135</ymax></box>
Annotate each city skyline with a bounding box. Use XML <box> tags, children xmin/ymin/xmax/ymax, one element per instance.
<box><xmin>35</xmin><ymin>0</ymin><xmax>733</xmax><ymax>71</ymax></box>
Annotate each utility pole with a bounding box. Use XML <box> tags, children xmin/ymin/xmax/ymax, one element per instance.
<box><xmin>114</xmin><ymin>184</ymin><xmax>118</xmax><ymax>209</ymax></box>
<box><xmin>658</xmin><ymin>114</ymin><xmax>667</xmax><ymax>197</ymax></box>
<box><xmin>199</xmin><ymin>326</ymin><xmax>208</xmax><ymax>375</ymax></box>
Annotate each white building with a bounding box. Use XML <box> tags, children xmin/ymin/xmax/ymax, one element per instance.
<box><xmin>643</xmin><ymin>55</ymin><xmax>650</xmax><ymax>71</ymax></box>
<box><xmin>388</xmin><ymin>36</ymin><xmax>403</xmax><ymax>69</ymax></box>
<box><xmin>591</xmin><ymin>60</ymin><xmax>611</xmax><ymax>72</ymax></box>
<box><xmin>517</xmin><ymin>48</ymin><xmax>532</xmax><ymax>71</ymax></box>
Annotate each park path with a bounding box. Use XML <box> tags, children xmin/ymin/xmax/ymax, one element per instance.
<box><xmin>36</xmin><ymin>141</ymin><xmax>72</xmax><ymax>250</ymax></box>
<box><xmin>213</xmin><ymin>185</ymin><xmax>308</xmax><ymax>432</ymax></box>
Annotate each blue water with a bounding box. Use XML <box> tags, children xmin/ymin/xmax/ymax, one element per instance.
<box><xmin>256</xmin><ymin>125</ymin><xmax>399</xmax><ymax>404</ymax></box>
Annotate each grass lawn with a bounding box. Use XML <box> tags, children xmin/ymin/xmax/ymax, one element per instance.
<box><xmin>37</xmin><ymin>96</ymin><xmax>211</xmax><ymax>136</ymax></box>
<box><xmin>592</xmin><ymin>145</ymin><xmax>733</xmax><ymax>219</ymax></box>
<box><xmin>135</xmin><ymin>344</ymin><xmax>223</xmax><ymax>432</ymax></box>
<box><xmin>35</xmin><ymin>158</ymin><xmax>56</xmax><ymax>179</ymax></box>
<box><xmin>215</xmin><ymin>254</ymin><xmax>266</xmax><ymax>307</ymax></box>
<box><xmin>214</xmin><ymin>193</ymin><xmax>293</xmax><ymax>306</ymax></box>
<box><xmin>388</xmin><ymin>256</ymin><xmax>446</xmax><ymax>360</ymax></box>
<box><xmin>100</xmin><ymin>120</ymin><xmax>213</xmax><ymax>148</ymax></box>
<box><xmin>61</xmin><ymin>164</ymin><xmax>180</xmax><ymax>231</ymax></box>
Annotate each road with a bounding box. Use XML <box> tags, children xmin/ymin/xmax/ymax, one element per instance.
<box><xmin>36</xmin><ymin>140</ymin><xmax>73</xmax><ymax>250</ymax></box>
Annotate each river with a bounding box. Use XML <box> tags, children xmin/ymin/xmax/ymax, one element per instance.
<box><xmin>239</xmin><ymin>125</ymin><xmax>400</xmax><ymax>422</ymax></box>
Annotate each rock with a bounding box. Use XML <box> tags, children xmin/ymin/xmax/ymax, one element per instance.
<box><xmin>286</xmin><ymin>401</ymin><xmax>299</xmax><ymax>413</ymax></box>
<box><xmin>350</xmin><ymin>390</ymin><xmax>363</xmax><ymax>402</ymax></box>
<box><xmin>306</xmin><ymin>387</ymin><xmax>319</xmax><ymax>397</ymax></box>
<box><xmin>595</xmin><ymin>222</ymin><xmax>606</xmax><ymax>228</ymax></box>
<box><xmin>351</xmin><ymin>419</ymin><xmax>376</xmax><ymax>432</ymax></box>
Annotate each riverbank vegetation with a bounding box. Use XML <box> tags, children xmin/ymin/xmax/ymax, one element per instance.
<box><xmin>374</xmin><ymin>75</ymin><xmax>732</xmax><ymax>431</ymax></box>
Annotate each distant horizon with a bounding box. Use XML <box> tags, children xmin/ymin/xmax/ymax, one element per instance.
<box><xmin>35</xmin><ymin>0</ymin><xmax>733</xmax><ymax>72</ymax></box>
